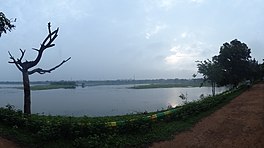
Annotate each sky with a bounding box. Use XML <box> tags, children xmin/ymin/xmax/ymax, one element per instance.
<box><xmin>0</xmin><ymin>0</ymin><xmax>263</xmax><ymax>81</ymax></box>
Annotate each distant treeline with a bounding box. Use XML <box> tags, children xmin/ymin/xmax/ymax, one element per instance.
<box><xmin>50</xmin><ymin>81</ymin><xmax>76</xmax><ymax>86</ymax></box>
<box><xmin>0</xmin><ymin>78</ymin><xmax>208</xmax><ymax>87</ymax></box>
<box><xmin>0</xmin><ymin>81</ymin><xmax>49</xmax><ymax>85</ymax></box>
<box><xmin>76</xmin><ymin>78</ymin><xmax>207</xmax><ymax>87</ymax></box>
<box><xmin>0</xmin><ymin>81</ymin><xmax>75</xmax><ymax>85</ymax></box>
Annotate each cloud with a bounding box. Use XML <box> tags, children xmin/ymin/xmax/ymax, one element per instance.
<box><xmin>144</xmin><ymin>0</ymin><xmax>205</xmax><ymax>11</ymax></box>
<box><xmin>190</xmin><ymin>0</ymin><xmax>205</xmax><ymax>4</ymax></box>
<box><xmin>2</xmin><ymin>0</ymin><xmax>263</xmax><ymax>81</ymax></box>
<box><xmin>181</xmin><ymin>32</ymin><xmax>188</xmax><ymax>38</ymax></box>
<box><xmin>145</xmin><ymin>24</ymin><xmax>167</xmax><ymax>39</ymax></box>
<box><xmin>164</xmin><ymin>40</ymin><xmax>213</xmax><ymax>72</ymax></box>
<box><xmin>159</xmin><ymin>0</ymin><xmax>175</xmax><ymax>10</ymax></box>
<box><xmin>143</xmin><ymin>0</ymin><xmax>177</xmax><ymax>12</ymax></box>
<box><xmin>164</xmin><ymin>44</ymin><xmax>200</xmax><ymax>65</ymax></box>
<box><xmin>40</xmin><ymin>0</ymin><xmax>91</xmax><ymax>21</ymax></box>
<box><xmin>165</xmin><ymin>51</ymin><xmax>189</xmax><ymax>64</ymax></box>
<box><xmin>180</xmin><ymin>31</ymin><xmax>196</xmax><ymax>39</ymax></box>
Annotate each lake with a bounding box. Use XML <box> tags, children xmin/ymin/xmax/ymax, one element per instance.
<box><xmin>0</xmin><ymin>84</ymin><xmax>227</xmax><ymax>117</ymax></box>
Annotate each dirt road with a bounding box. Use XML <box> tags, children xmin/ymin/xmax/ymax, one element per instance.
<box><xmin>151</xmin><ymin>83</ymin><xmax>264</xmax><ymax>148</ymax></box>
<box><xmin>0</xmin><ymin>137</ymin><xmax>19</xmax><ymax>148</ymax></box>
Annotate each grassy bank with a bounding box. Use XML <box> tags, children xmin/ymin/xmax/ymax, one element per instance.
<box><xmin>30</xmin><ymin>84</ymin><xmax>76</xmax><ymax>90</ymax></box>
<box><xmin>18</xmin><ymin>81</ymin><xmax>76</xmax><ymax>90</ymax></box>
<box><xmin>0</xmin><ymin>86</ymin><xmax>246</xmax><ymax>147</ymax></box>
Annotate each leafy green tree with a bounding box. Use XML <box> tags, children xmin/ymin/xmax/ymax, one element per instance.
<box><xmin>197</xmin><ymin>59</ymin><xmax>223</xmax><ymax>96</ymax></box>
<box><xmin>197</xmin><ymin>39</ymin><xmax>260</xmax><ymax>93</ymax></box>
<box><xmin>214</xmin><ymin>39</ymin><xmax>252</xmax><ymax>87</ymax></box>
<box><xmin>247</xmin><ymin>58</ymin><xmax>261</xmax><ymax>81</ymax></box>
<box><xmin>260</xmin><ymin>59</ymin><xmax>264</xmax><ymax>80</ymax></box>
<box><xmin>0</xmin><ymin>12</ymin><xmax>15</xmax><ymax>37</ymax></box>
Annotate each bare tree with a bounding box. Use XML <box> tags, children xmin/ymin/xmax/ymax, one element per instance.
<box><xmin>8</xmin><ymin>22</ymin><xmax>71</xmax><ymax>114</ymax></box>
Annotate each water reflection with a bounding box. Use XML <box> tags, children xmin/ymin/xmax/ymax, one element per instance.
<box><xmin>0</xmin><ymin>85</ymin><xmax>227</xmax><ymax>117</ymax></box>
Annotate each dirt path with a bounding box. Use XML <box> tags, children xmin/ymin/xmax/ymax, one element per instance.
<box><xmin>0</xmin><ymin>137</ymin><xmax>19</xmax><ymax>148</ymax></box>
<box><xmin>151</xmin><ymin>83</ymin><xmax>264</xmax><ymax>148</ymax></box>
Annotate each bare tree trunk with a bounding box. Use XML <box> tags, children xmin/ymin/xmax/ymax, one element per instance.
<box><xmin>212</xmin><ymin>82</ymin><xmax>216</xmax><ymax>96</ymax></box>
<box><xmin>22</xmin><ymin>70</ymin><xmax>31</xmax><ymax>114</ymax></box>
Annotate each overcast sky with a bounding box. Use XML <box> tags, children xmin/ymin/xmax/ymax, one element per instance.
<box><xmin>0</xmin><ymin>0</ymin><xmax>263</xmax><ymax>81</ymax></box>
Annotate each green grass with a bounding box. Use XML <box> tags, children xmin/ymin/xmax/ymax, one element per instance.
<box><xmin>15</xmin><ymin>81</ymin><xmax>77</xmax><ymax>90</ymax></box>
<box><xmin>30</xmin><ymin>84</ymin><xmax>76</xmax><ymax>90</ymax></box>
<box><xmin>0</xmin><ymin>86</ymin><xmax>246</xmax><ymax>147</ymax></box>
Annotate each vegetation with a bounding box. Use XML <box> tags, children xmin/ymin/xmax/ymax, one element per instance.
<box><xmin>131</xmin><ymin>79</ymin><xmax>209</xmax><ymax>89</ymax></box>
<box><xmin>30</xmin><ymin>81</ymin><xmax>76</xmax><ymax>90</ymax></box>
<box><xmin>197</xmin><ymin>59</ymin><xmax>223</xmax><ymax>96</ymax></box>
<box><xmin>197</xmin><ymin>39</ymin><xmax>263</xmax><ymax>95</ymax></box>
<box><xmin>8</xmin><ymin>23</ymin><xmax>71</xmax><ymax>114</ymax></box>
<box><xmin>13</xmin><ymin>81</ymin><xmax>77</xmax><ymax>90</ymax></box>
<box><xmin>0</xmin><ymin>86</ymin><xmax>246</xmax><ymax>147</ymax></box>
<box><xmin>0</xmin><ymin>12</ymin><xmax>15</xmax><ymax>37</ymax></box>
<box><xmin>132</xmin><ymin>83</ymin><xmax>194</xmax><ymax>89</ymax></box>
<box><xmin>78</xmin><ymin>78</ymin><xmax>205</xmax><ymax>87</ymax></box>
<box><xmin>179</xmin><ymin>93</ymin><xmax>188</xmax><ymax>104</ymax></box>
<box><xmin>261</xmin><ymin>59</ymin><xmax>264</xmax><ymax>78</ymax></box>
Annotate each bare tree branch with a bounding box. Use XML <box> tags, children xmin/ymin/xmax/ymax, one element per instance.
<box><xmin>8</xmin><ymin>51</ymin><xmax>15</xmax><ymax>63</ymax></box>
<box><xmin>48</xmin><ymin>22</ymin><xmax>52</xmax><ymax>40</ymax></box>
<box><xmin>41</xmin><ymin>27</ymin><xmax>58</xmax><ymax>49</ymax></box>
<box><xmin>32</xmin><ymin>48</ymin><xmax>39</xmax><ymax>51</ymax></box>
<box><xmin>8</xmin><ymin>23</ymin><xmax>69</xmax><ymax>75</ymax></box>
<box><xmin>28</xmin><ymin>57</ymin><xmax>71</xmax><ymax>75</ymax></box>
<box><xmin>8</xmin><ymin>51</ymin><xmax>23</xmax><ymax>72</ymax></box>
<box><xmin>18</xmin><ymin>49</ymin><xmax>25</xmax><ymax>61</ymax></box>
<box><xmin>26</xmin><ymin>24</ymin><xmax>59</xmax><ymax>69</ymax></box>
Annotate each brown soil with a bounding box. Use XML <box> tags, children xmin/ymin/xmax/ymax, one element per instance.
<box><xmin>151</xmin><ymin>83</ymin><xmax>264</xmax><ymax>148</ymax></box>
<box><xmin>0</xmin><ymin>137</ymin><xmax>19</xmax><ymax>148</ymax></box>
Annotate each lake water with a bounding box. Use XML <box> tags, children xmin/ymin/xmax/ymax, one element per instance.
<box><xmin>0</xmin><ymin>84</ymin><xmax>227</xmax><ymax>117</ymax></box>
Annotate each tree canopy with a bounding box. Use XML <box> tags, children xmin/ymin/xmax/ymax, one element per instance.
<box><xmin>0</xmin><ymin>12</ymin><xmax>15</xmax><ymax>37</ymax></box>
<box><xmin>197</xmin><ymin>59</ymin><xmax>223</xmax><ymax>95</ymax></box>
<box><xmin>214</xmin><ymin>39</ymin><xmax>252</xmax><ymax>86</ymax></box>
<box><xmin>261</xmin><ymin>59</ymin><xmax>264</xmax><ymax>79</ymax></box>
<box><xmin>197</xmin><ymin>39</ymin><xmax>261</xmax><ymax>89</ymax></box>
